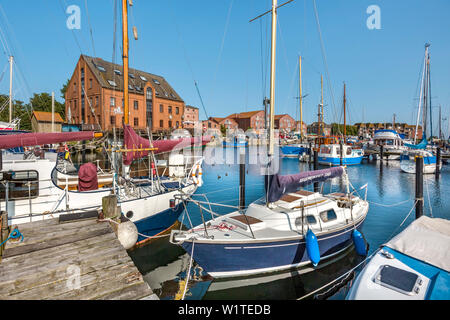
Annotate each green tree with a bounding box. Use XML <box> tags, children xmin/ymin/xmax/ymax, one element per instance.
<box><xmin>60</xmin><ymin>78</ymin><xmax>69</xmax><ymax>101</ymax></box>
<box><xmin>0</xmin><ymin>94</ymin><xmax>32</xmax><ymax>130</ymax></box>
<box><xmin>29</xmin><ymin>92</ymin><xmax>66</xmax><ymax>120</ymax></box>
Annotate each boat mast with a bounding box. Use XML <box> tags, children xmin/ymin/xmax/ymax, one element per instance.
<box><xmin>9</xmin><ymin>56</ymin><xmax>13</xmax><ymax>123</ymax></box>
<box><xmin>343</xmin><ymin>82</ymin><xmax>346</xmax><ymax>138</ymax></box>
<box><xmin>414</xmin><ymin>44</ymin><xmax>428</xmax><ymax>144</ymax></box>
<box><xmin>268</xmin><ymin>0</ymin><xmax>277</xmax><ymax>157</ymax></box>
<box><xmin>299</xmin><ymin>55</ymin><xmax>303</xmax><ymax>138</ymax></box>
<box><xmin>122</xmin><ymin>0</ymin><xmax>130</xmax><ymax>125</ymax></box>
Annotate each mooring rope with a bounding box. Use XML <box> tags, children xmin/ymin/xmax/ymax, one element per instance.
<box><xmin>0</xmin><ymin>228</ymin><xmax>24</xmax><ymax>247</ymax></box>
<box><xmin>181</xmin><ymin>240</ymin><xmax>195</xmax><ymax>300</ymax></box>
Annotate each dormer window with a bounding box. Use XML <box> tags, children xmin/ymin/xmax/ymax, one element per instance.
<box><xmin>129</xmin><ymin>74</ymin><xmax>135</xmax><ymax>79</ymax></box>
<box><xmin>96</xmin><ymin>65</ymin><xmax>106</xmax><ymax>72</ymax></box>
<box><xmin>114</xmin><ymin>69</ymin><xmax>121</xmax><ymax>75</ymax></box>
<box><xmin>152</xmin><ymin>79</ymin><xmax>160</xmax><ymax>85</ymax></box>
<box><xmin>140</xmin><ymin>75</ymin><xmax>147</xmax><ymax>81</ymax></box>
<box><xmin>108</xmin><ymin>80</ymin><xmax>117</xmax><ymax>87</ymax></box>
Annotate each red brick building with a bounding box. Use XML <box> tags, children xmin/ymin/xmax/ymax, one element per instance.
<box><xmin>183</xmin><ymin>105</ymin><xmax>199</xmax><ymax>129</ymax></box>
<box><xmin>296</xmin><ymin>121</ymin><xmax>307</xmax><ymax>134</ymax></box>
<box><xmin>274</xmin><ymin>114</ymin><xmax>296</xmax><ymax>132</ymax></box>
<box><xmin>65</xmin><ymin>55</ymin><xmax>185</xmax><ymax>133</ymax></box>
<box><xmin>226</xmin><ymin>110</ymin><xmax>265</xmax><ymax>132</ymax></box>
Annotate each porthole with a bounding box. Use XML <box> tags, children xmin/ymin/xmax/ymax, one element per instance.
<box><xmin>126</xmin><ymin>211</ymin><xmax>134</xmax><ymax>219</ymax></box>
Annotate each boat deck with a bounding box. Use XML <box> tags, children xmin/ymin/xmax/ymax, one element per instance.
<box><xmin>0</xmin><ymin>214</ymin><xmax>157</xmax><ymax>300</ymax></box>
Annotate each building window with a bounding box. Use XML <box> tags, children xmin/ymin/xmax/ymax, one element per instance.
<box><xmin>110</xmin><ymin>97</ymin><xmax>115</xmax><ymax>106</ymax></box>
<box><xmin>175</xmin><ymin>107</ymin><xmax>179</xmax><ymax>115</ymax></box>
<box><xmin>160</xmin><ymin>120</ymin><xmax>164</xmax><ymax>128</ymax></box>
<box><xmin>73</xmin><ymin>82</ymin><xmax>76</xmax><ymax>92</ymax></box>
<box><xmin>134</xmin><ymin>118</ymin><xmax>139</xmax><ymax>126</ymax></box>
<box><xmin>160</xmin><ymin>104</ymin><xmax>163</xmax><ymax>113</ymax></box>
<box><xmin>89</xmin><ymin>79</ymin><xmax>92</xmax><ymax>89</ymax></box>
<box><xmin>134</xmin><ymin>100</ymin><xmax>138</xmax><ymax>110</ymax></box>
<box><xmin>146</xmin><ymin>87</ymin><xmax>153</xmax><ymax>100</ymax></box>
<box><xmin>108</xmin><ymin>80</ymin><xmax>117</xmax><ymax>87</ymax></box>
<box><xmin>95</xmin><ymin>96</ymin><xmax>99</xmax><ymax>106</ymax></box>
<box><xmin>176</xmin><ymin>121</ymin><xmax>179</xmax><ymax>128</ymax></box>
<box><xmin>110</xmin><ymin>116</ymin><xmax>115</xmax><ymax>126</ymax></box>
<box><xmin>168</xmin><ymin>120</ymin><xmax>172</xmax><ymax>128</ymax></box>
<box><xmin>168</xmin><ymin>106</ymin><xmax>172</xmax><ymax>114</ymax></box>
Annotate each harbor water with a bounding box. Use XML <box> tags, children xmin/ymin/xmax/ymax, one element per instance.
<box><xmin>122</xmin><ymin>146</ymin><xmax>450</xmax><ymax>300</ymax></box>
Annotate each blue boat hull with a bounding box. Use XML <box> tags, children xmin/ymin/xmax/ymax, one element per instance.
<box><xmin>134</xmin><ymin>203</ymin><xmax>184</xmax><ymax>242</ymax></box>
<box><xmin>181</xmin><ymin>219</ymin><xmax>365</xmax><ymax>278</ymax></box>
<box><xmin>318</xmin><ymin>156</ymin><xmax>363</xmax><ymax>166</ymax></box>
<box><xmin>280</xmin><ymin>146</ymin><xmax>308</xmax><ymax>157</ymax></box>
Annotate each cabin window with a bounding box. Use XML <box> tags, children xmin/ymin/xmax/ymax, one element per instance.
<box><xmin>295</xmin><ymin>215</ymin><xmax>317</xmax><ymax>228</ymax></box>
<box><xmin>346</xmin><ymin>147</ymin><xmax>352</xmax><ymax>155</ymax></box>
<box><xmin>320</xmin><ymin>209</ymin><xmax>337</xmax><ymax>222</ymax></box>
<box><xmin>320</xmin><ymin>146</ymin><xmax>331</xmax><ymax>154</ymax></box>
<box><xmin>0</xmin><ymin>170</ymin><xmax>39</xmax><ymax>200</ymax></box>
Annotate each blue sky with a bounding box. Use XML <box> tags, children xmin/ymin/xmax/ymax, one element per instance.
<box><xmin>0</xmin><ymin>0</ymin><xmax>449</xmax><ymax>133</ymax></box>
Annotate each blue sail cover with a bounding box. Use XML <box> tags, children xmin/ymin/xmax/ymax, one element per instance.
<box><xmin>265</xmin><ymin>167</ymin><xmax>344</xmax><ymax>203</ymax></box>
<box><xmin>404</xmin><ymin>135</ymin><xmax>428</xmax><ymax>150</ymax></box>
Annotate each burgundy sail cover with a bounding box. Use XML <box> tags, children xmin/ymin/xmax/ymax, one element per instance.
<box><xmin>77</xmin><ymin>162</ymin><xmax>98</xmax><ymax>191</ymax></box>
<box><xmin>0</xmin><ymin>131</ymin><xmax>96</xmax><ymax>150</ymax></box>
<box><xmin>266</xmin><ymin>167</ymin><xmax>344</xmax><ymax>203</ymax></box>
<box><xmin>123</xmin><ymin>124</ymin><xmax>211</xmax><ymax>165</ymax></box>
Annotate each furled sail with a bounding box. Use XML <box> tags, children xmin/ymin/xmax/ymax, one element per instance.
<box><xmin>123</xmin><ymin>124</ymin><xmax>211</xmax><ymax>165</ymax></box>
<box><xmin>265</xmin><ymin>167</ymin><xmax>345</xmax><ymax>203</ymax></box>
<box><xmin>0</xmin><ymin>131</ymin><xmax>100</xmax><ymax>150</ymax></box>
<box><xmin>404</xmin><ymin>135</ymin><xmax>427</xmax><ymax>150</ymax></box>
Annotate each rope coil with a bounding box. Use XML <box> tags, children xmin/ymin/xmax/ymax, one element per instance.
<box><xmin>0</xmin><ymin>227</ymin><xmax>24</xmax><ymax>247</ymax></box>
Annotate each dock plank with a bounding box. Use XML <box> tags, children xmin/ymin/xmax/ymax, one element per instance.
<box><xmin>0</xmin><ymin>217</ymin><xmax>156</xmax><ymax>300</ymax></box>
<box><xmin>2</xmin><ymin>223</ymin><xmax>113</xmax><ymax>259</ymax></box>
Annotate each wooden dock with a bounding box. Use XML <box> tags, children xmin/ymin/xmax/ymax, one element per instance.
<box><xmin>0</xmin><ymin>213</ymin><xmax>158</xmax><ymax>300</ymax></box>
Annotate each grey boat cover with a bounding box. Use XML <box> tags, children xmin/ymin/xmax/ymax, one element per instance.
<box><xmin>385</xmin><ymin>216</ymin><xmax>450</xmax><ymax>272</ymax></box>
<box><xmin>265</xmin><ymin>166</ymin><xmax>344</xmax><ymax>203</ymax></box>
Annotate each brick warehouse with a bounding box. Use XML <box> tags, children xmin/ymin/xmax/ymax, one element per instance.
<box><xmin>65</xmin><ymin>55</ymin><xmax>185</xmax><ymax>133</ymax></box>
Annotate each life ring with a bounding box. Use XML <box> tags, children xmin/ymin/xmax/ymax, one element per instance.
<box><xmin>191</xmin><ymin>164</ymin><xmax>203</xmax><ymax>187</ymax></box>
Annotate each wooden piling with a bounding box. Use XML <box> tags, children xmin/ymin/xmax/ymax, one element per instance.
<box><xmin>102</xmin><ymin>195</ymin><xmax>120</xmax><ymax>219</ymax></box>
<box><xmin>239</xmin><ymin>148</ymin><xmax>246</xmax><ymax>210</ymax></box>
<box><xmin>0</xmin><ymin>211</ymin><xmax>9</xmax><ymax>258</ymax></box>
<box><xmin>436</xmin><ymin>147</ymin><xmax>441</xmax><ymax>178</ymax></box>
<box><xmin>415</xmin><ymin>156</ymin><xmax>424</xmax><ymax>219</ymax></box>
<box><xmin>314</xmin><ymin>149</ymin><xmax>319</xmax><ymax>192</ymax></box>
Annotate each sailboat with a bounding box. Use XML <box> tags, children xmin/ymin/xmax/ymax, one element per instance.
<box><xmin>0</xmin><ymin>0</ymin><xmax>210</xmax><ymax>243</ymax></box>
<box><xmin>400</xmin><ymin>44</ymin><xmax>440</xmax><ymax>174</ymax></box>
<box><xmin>318</xmin><ymin>83</ymin><xmax>363</xmax><ymax>166</ymax></box>
<box><xmin>170</xmin><ymin>0</ymin><xmax>369</xmax><ymax>279</ymax></box>
<box><xmin>280</xmin><ymin>56</ymin><xmax>309</xmax><ymax>158</ymax></box>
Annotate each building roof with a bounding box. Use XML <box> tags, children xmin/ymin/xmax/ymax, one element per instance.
<box><xmin>226</xmin><ymin>110</ymin><xmax>264</xmax><ymax>119</ymax></box>
<box><xmin>81</xmin><ymin>55</ymin><xmax>183</xmax><ymax>103</ymax></box>
<box><xmin>32</xmin><ymin>111</ymin><xmax>64</xmax><ymax>123</ymax></box>
<box><xmin>274</xmin><ymin>114</ymin><xmax>294</xmax><ymax>120</ymax></box>
<box><xmin>185</xmin><ymin>105</ymin><xmax>199</xmax><ymax>109</ymax></box>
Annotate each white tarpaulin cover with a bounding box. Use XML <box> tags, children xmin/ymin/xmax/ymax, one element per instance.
<box><xmin>385</xmin><ymin>216</ymin><xmax>450</xmax><ymax>272</ymax></box>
